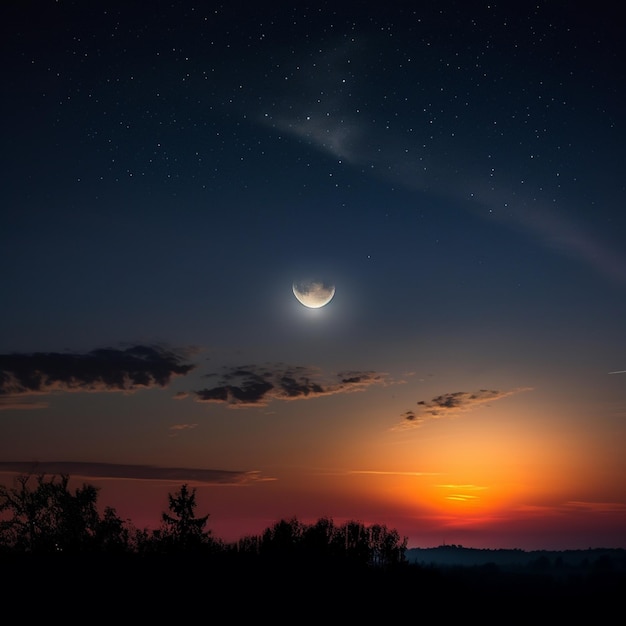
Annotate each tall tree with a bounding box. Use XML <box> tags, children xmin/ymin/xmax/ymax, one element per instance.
<box><xmin>159</xmin><ymin>483</ymin><xmax>212</xmax><ymax>552</ymax></box>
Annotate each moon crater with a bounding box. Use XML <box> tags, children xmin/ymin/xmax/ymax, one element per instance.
<box><xmin>292</xmin><ymin>280</ymin><xmax>336</xmax><ymax>308</ymax></box>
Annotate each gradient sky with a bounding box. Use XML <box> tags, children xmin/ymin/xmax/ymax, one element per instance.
<box><xmin>1</xmin><ymin>1</ymin><xmax>625</xmax><ymax>551</ymax></box>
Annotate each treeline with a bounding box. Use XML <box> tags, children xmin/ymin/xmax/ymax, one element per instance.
<box><xmin>0</xmin><ymin>472</ymin><xmax>406</xmax><ymax>567</ymax></box>
<box><xmin>1</xmin><ymin>473</ymin><xmax>623</xmax><ymax>622</ymax></box>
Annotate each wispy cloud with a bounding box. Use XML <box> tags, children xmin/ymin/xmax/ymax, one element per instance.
<box><xmin>0</xmin><ymin>461</ymin><xmax>270</xmax><ymax>485</ymax></box>
<box><xmin>438</xmin><ymin>483</ymin><xmax>488</xmax><ymax>502</ymax></box>
<box><xmin>349</xmin><ymin>470</ymin><xmax>442</xmax><ymax>477</ymax></box>
<box><xmin>0</xmin><ymin>399</ymin><xmax>49</xmax><ymax>411</ymax></box>
<box><xmin>0</xmin><ymin>345</ymin><xmax>195</xmax><ymax>409</ymax></box>
<box><xmin>480</xmin><ymin>201</ymin><xmax>626</xmax><ymax>286</ymax></box>
<box><xmin>195</xmin><ymin>363</ymin><xmax>392</xmax><ymax>407</ymax></box>
<box><xmin>262</xmin><ymin>35</ymin><xmax>626</xmax><ymax>286</ymax></box>
<box><xmin>259</xmin><ymin>39</ymin><xmax>366</xmax><ymax>164</ymax></box>
<box><xmin>270</xmin><ymin>112</ymin><xmax>362</xmax><ymax>163</ymax></box>
<box><xmin>167</xmin><ymin>423</ymin><xmax>198</xmax><ymax>438</ymax></box>
<box><xmin>516</xmin><ymin>500</ymin><xmax>626</xmax><ymax>515</ymax></box>
<box><xmin>168</xmin><ymin>423</ymin><xmax>198</xmax><ymax>432</ymax></box>
<box><xmin>399</xmin><ymin>387</ymin><xmax>532</xmax><ymax>428</ymax></box>
<box><xmin>563</xmin><ymin>500</ymin><xmax>626</xmax><ymax>513</ymax></box>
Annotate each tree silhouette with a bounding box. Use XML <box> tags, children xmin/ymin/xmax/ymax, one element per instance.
<box><xmin>253</xmin><ymin>515</ymin><xmax>408</xmax><ymax>569</ymax></box>
<box><xmin>368</xmin><ymin>523</ymin><xmax>407</xmax><ymax>568</ymax></box>
<box><xmin>95</xmin><ymin>506</ymin><xmax>131</xmax><ymax>553</ymax></box>
<box><xmin>0</xmin><ymin>474</ymin><xmax>405</xmax><ymax>566</ymax></box>
<box><xmin>301</xmin><ymin>516</ymin><xmax>337</xmax><ymax>559</ymax></box>
<box><xmin>0</xmin><ymin>472</ymin><xmax>127</xmax><ymax>553</ymax></box>
<box><xmin>159</xmin><ymin>483</ymin><xmax>213</xmax><ymax>552</ymax></box>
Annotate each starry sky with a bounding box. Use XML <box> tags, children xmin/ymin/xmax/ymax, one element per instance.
<box><xmin>1</xmin><ymin>1</ymin><xmax>625</xmax><ymax>551</ymax></box>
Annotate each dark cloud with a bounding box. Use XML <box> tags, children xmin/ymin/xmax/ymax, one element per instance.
<box><xmin>195</xmin><ymin>364</ymin><xmax>391</xmax><ymax>407</ymax></box>
<box><xmin>0</xmin><ymin>461</ymin><xmax>268</xmax><ymax>485</ymax></box>
<box><xmin>0</xmin><ymin>345</ymin><xmax>195</xmax><ymax>401</ymax></box>
<box><xmin>400</xmin><ymin>387</ymin><xmax>532</xmax><ymax>428</ymax></box>
<box><xmin>430</xmin><ymin>391</ymin><xmax>468</xmax><ymax>411</ymax></box>
<box><xmin>401</xmin><ymin>409</ymin><xmax>420</xmax><ymax>423</ymax></box>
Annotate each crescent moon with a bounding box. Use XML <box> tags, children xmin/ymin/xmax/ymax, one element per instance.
<box><xmin>292</xmin><ymin>280</ymin><xmax>336</xmax><ymax>308</ymax></box>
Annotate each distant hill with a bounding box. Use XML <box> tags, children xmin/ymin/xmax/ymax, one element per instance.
<box><xmin>407</xmin><ymin>545</ymin><xmax>626</xmax><ymax>574</ymax></box>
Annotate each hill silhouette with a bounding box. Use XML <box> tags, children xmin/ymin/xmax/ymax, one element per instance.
<box><xmin>407</xmin><ymin>544</ymin><xmax>626</xmax><ymax>572</ymax></box>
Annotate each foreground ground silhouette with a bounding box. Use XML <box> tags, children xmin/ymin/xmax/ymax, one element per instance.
<box><xmin>3</xmin><ymin>549</ymin><xmax>624</xmax><ymax>622</ymax></box>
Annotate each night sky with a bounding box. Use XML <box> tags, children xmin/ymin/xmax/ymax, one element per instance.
<box><xmin>1</xmin><ymin>1</ymin><xmax>625</xmax><ymax>550</ymax></box>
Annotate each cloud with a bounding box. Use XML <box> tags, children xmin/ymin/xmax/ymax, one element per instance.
<box><xmin>517</xmin><ymin>500</ymin><xmax>626</xmax><ymax>515</ymax></box>
<box><xmin>261</xmin><ymin>35</ymin><xmax>626</xmax><ymax>287</ymax></box>
<box><xmin>195</xmin><ymin>363</ymin><xmax>391</xmax><ymax>407</ymax></box>
<box><xmin>438</xmin><ymin>483</ymin><xmax>488</xmax><ymax>502</ymax></box>
<box><xmin>259</xmin><ymin>39</ymin><xmax>366</xmax><ymax>164</ymax></box>
<box><xmin>270</xmin><ymin>112</ymin><xmax>362</xmax><ymax>163</ymax></box>
<box><xmin>400</xmin><ymin>387</ymin><xmax>532</xmax><ymax>428</ymax></box>
<box><xmin>479</xmin><ymin>201</ymin><xmax>626</xmax><ymax>286</ymax></box>
<box><xmin>167</xmin><ymin>423</ymin><xmax>198</xmax><ymax>438</ymax></box>
<box><xmin>0</xmin><ymin>461</ymin><xmax>268</xmax><ymax>485</ymax></box>
<box><xmin>349</xmin><ymin>470</ymin><xmax>442</xmax><ymax>477</ymax></box>
<box><xmin>563</xmin><ymin>501</ymin><xmax>626</xmax><ymax>513</ymax></box>
<box><xmin>0</xmin><ymin>345</ymin><xmax>195</xmax><ymax>406</ymax></box>
<box><xmin>168</xmin><ymin>423</ymin><xmax>198</xmax><ymax>432</ymax></box>
<box><xmin>0</xmin><ymin>399</ymin><xmax>49</xmax><ymax>411</ymax></box>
